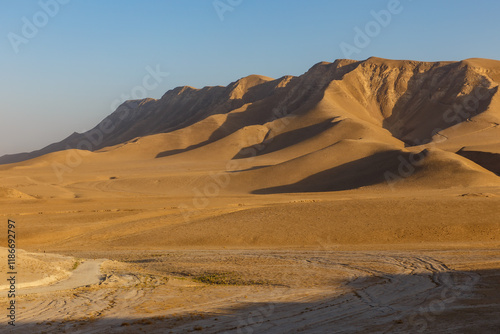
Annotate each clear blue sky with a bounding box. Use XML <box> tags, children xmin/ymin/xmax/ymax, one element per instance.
<box><xmin>1</xmin><ymin>0</ymin><xmax>499</xmax><ymax>155</ymax></box>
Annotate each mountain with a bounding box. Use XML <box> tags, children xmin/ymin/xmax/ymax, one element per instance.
<box><xmin>1</xmin><ymin>57</ymin><xmax>499</xmax><ymax>196</ymax></box>
<box><xmin>0</xmin><ymin>74</ymin><xmax>277</xmax><ymax>165</ymax></box>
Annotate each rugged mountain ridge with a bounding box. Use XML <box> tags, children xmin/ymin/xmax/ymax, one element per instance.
<box><xmin>1</xmin><ymin>57</ymin><xmax>500</xmax><ymax>170</ymax></box>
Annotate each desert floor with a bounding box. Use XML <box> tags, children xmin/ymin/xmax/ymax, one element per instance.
<box><xmin>1</xmin><ymin>183</ymin><xmax>500</xmax><ymax>333</ymax></box>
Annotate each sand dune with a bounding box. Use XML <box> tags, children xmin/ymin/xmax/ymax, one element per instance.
<box><xmin>0</xmin><ymin>187</ymin><xmax>35</xmax><ymax>199</ymax></box>
<box><xmin>0</xmin><ymin>58</ymin><xmax>498</xmax><ymax>200</ymax></box>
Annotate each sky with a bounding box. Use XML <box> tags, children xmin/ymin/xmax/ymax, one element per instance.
<box><xmin>1</xmin><ymin>0</ymin><xmax>500</xmax><ymax>155</ymax></box>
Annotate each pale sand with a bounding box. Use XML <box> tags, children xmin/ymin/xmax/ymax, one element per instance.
<box><xmin>0</xmin><ymin>249</ymin><xmax>499</xmax><ymax>333</ymax></box>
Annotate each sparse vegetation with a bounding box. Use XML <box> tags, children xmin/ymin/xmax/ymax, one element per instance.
<box><xmin>72</xmin><ymin>260</ymin><xmax>81</xmax><ymax>270</ymax></box>
<box><xmin>192</xmin><ymin>272</ymin><xmax>267</xmax><ymax>286</ymax></box>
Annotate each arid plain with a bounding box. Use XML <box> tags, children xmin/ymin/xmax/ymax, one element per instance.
<box><xmin>1</xmin><ymin>57</ymin><xmax>500</xmax><ymax>333</ymax></box>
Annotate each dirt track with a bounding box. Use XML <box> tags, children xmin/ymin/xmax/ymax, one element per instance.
<box><xmin>18</xmin><ymin>260</ymin><xmax>104</xmax><ymax>295</ymax></box>
<box><xmin>2</xmin><ymin>249</ymin><xmax>499</xmax><ymax>333</ymax></box>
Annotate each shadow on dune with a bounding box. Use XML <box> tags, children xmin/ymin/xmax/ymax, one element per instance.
<box><xmin>252</xmin><ymin>150</ymin><xmax>421</xmax><ymax>194</ymax></box>
<box><xmin>155</xmin><ymin>101</ymin><xmax>275</xmax><ymax>159</ymax></box>
<box><xmin>154</xmin><ymin>82</ymin><xmax>299</xmax><ymax>159</ymax></box>
<box><xmin>457</xmin><ymin>149</ymin><xmax>500</xmax><ymax>176</ymax></box>
<box><xmin>230</xmin><ymin>165</ymin><xmax>273</xmax><ymax>173</ymax></box>
<box><xmin>233</xmin><ymin>118</ymin><xmax>340</xmax><ymax>159</ymax></box>
<box><xmin>9</xmin><ymin>268</ymin><xmax>500</xmax><ymax>333</ymax></box>
<box><xmin>155</xmin><ymin>68</ymin><xmax>339</xmax><ymax>160</ymax></box>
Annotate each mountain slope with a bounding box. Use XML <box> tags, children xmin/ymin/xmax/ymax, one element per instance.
<box><xmin>1</xmin><ymin>57</ymin><xmax>499</xmax><ymax>196</ymax></box>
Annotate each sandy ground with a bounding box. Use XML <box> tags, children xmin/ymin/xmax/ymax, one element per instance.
<box><xmin>18</xmin><ymin>259</ymin><xmax>104</xmax><ymax>295</ymax></box>
<box><xmin>1</xmin><ymin>249</ymin><xmax>499</xmax><ymax>333</ymax></box>
<box><xmin>0</xmin><ymin>183</ymin><xmax>499</xmax><ymax>333</ymax></box>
